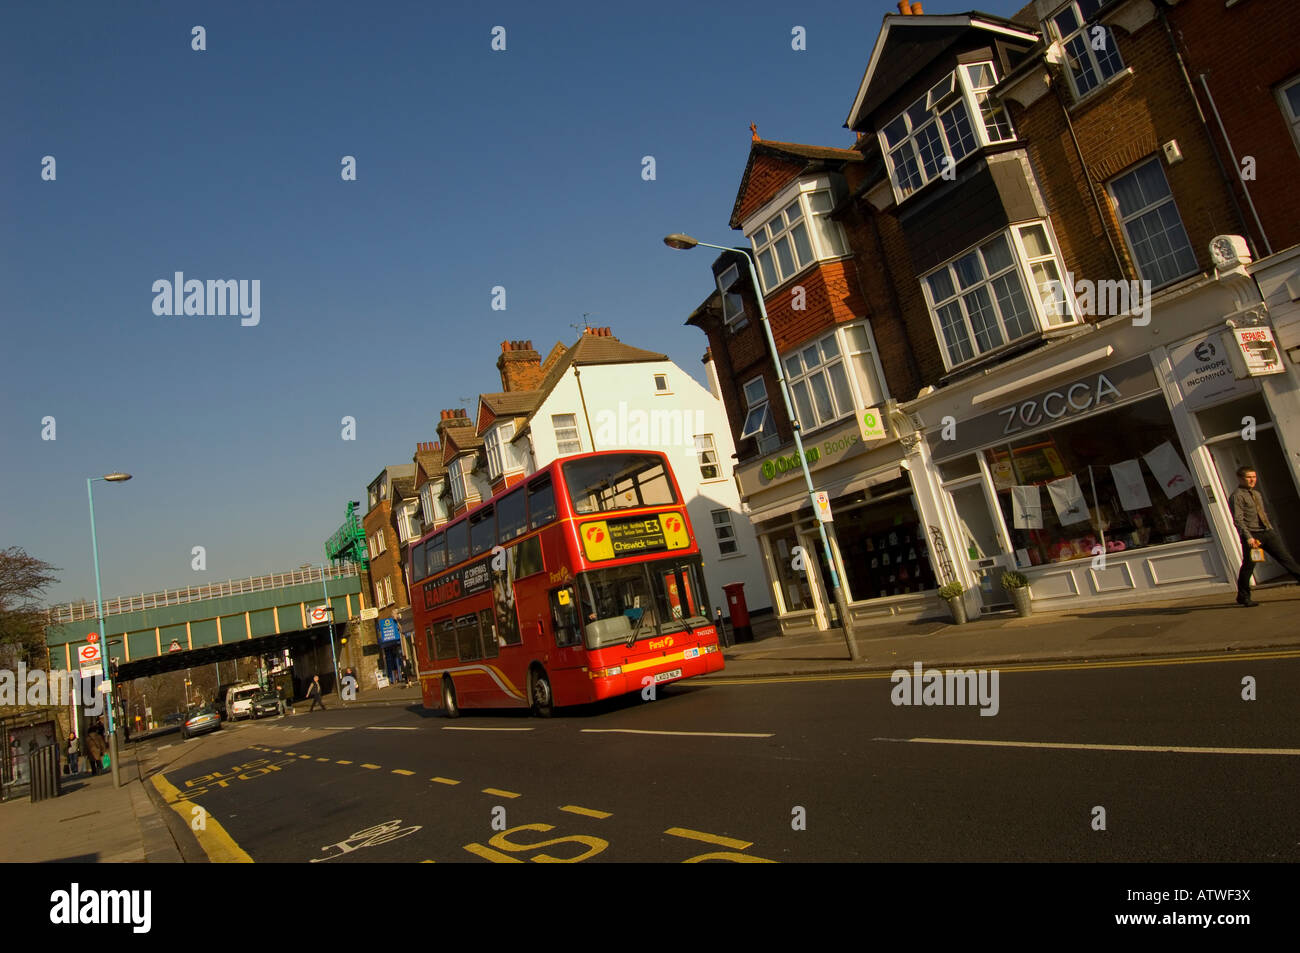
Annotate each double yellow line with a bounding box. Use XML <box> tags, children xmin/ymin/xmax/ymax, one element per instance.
<box><xmin>150</xmin><ymin>774</ymin><xmax>253</xmax><ymax>863</ymax></box>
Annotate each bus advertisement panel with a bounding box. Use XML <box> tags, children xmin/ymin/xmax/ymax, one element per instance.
<box><xmin>409</xmin><ymin>451</ymin><xmax>725</xmax><ymax>716</ymax></box>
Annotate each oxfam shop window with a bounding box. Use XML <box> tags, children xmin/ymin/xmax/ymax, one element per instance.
<box><xmin>770</xmin><ymin>530</ymin><xmax>814</xmax><ymax>612</ymax></box>
<box><xmin>985</xmin><ymin>395</ymin><xmax>1208</xmax><ymax>567</ymax></box>
<box><xmin>834</xmin><ymin>479</ymin><xmax>936</xmax><ymax>598</ymax></box>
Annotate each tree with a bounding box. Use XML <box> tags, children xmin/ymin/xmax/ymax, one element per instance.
<box><xmin>0</xmin><ymin>547</ymin><xmax>60</xmax><ymax>665</ymax></box>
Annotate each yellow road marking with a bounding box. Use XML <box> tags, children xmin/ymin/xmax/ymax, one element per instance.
<box><xmin>482</xmin><ymin>787</ymin><xmax>520</xmax><ymax>798</ymax></box>
<box><xmin>431</xmin><ymin>777</ymin><xmax>460</xmax><ymax>785</ymax></box>
<box><xmin>392</xmin><ymin>769</ymin><xmax>415</xmax><ymax>776</ymax></box>
<box><xmin>463</xmin><ymin>842</ymin><xmax>523</xmax><ymax>863</ymax></box>
<box><xmin>151</xmin><ymin>773</ymin><xmax>253</xmax><ymax>864</ymax></box>
<box><xmin>285</xmin><ymin>751</ymin><xmax>296</xmax><ymax>756</ymax></box>
<box><xmin>706</xmin><ymin>648</ymin><xmax>1300</xmax><ymax>685</ymax></box>
<box><xmin>336</xmin><ymin>760</ymin><xmax>352</xmax><ymax>765</ymax></box>
<box><xmin>421</xmin><ymin>859</ymin><xmax>436</xmax><ymax>863</ymax></box>
<box><xmin>361</xmin><ymin>763</ymin><xmax>381</xmax><ymax>770</ymax></box>
<box><xmin>665</xmin><ymin>827</ymin><xmax>752</xmax><ymax>850</ymax></box>
<box><xmin>880</xmin><ymin>737</ymin><xmax>1300</xmax><ymax>756</ymax></box>
<box><xmin>316</xmin><ymin>757</ymin><xmax>329</xmax><ymax>762</ymax></box>
<box><xmin>270</xmin><ymin>749</ymin><xmax>283</xmax><ymax>753</ymax></box>
<box><xmin>298</xmin><ymin>755</ymin><xmax>311</xmax><ymax>759</ymax></box>
<box><xmin>560</xmin><ymin>805</ymin><xmax>612</xmax><ymax>819</ymax></box>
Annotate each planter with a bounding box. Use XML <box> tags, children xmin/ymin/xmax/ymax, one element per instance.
<box><xmin>943</xmin><ymin>595</ymin><xmax>968</xmax><ymax>625</ymax></box>
<box><xmin>1008</xmin><ymin>586</ymin><xmax>1032</xmax><ymax>618</ymax></box>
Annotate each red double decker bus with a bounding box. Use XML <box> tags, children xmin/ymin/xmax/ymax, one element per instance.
<box><xmin>407</xmin><ymin>451</ymin><xmax>725</xmax><ymax>716</ymax></box>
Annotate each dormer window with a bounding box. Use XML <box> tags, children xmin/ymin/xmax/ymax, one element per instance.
<box><xmin>1050</xmin><ymin>0</ymin><xmax>1124</xmax><ymax>100</ymax></box>
<box><xmin>880</xmin><ymin>61</ymin><xmax>1016</xmax><ymax>202</ymax></box>
<box><xmin>485</xmin><ymin>420</ymin><xmax>523</xmax><ymax>481</ymax></box>
<box><xmin>747</xmin><ymin>177</ymin><xmax>850</xmax><ymax>293</ymax></box>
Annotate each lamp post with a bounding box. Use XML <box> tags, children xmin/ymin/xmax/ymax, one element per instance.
<box><xmin>664</xmin><ymin>235</ymin><xmax>860</xmax><ymax>660</ymax></box>
<box><xmin>87</xmin><ymin>471</ymin><xmax>132</xmax><ymax>787</ymax></box>
<box><xmin>321</xmin><ymin>564</ymin><xmax>341</xmax><ymax>697</ymax></box>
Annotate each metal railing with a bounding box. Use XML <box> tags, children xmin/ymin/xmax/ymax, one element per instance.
<box><xmin>45</xmin><ymin>564</ymin><xmax>361</xmax><ymax>625</ymax></box>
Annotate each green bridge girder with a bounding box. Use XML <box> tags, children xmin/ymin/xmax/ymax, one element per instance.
<box><xmin>45</xmin><ymin>574</ymin><xmax>362</xmax><ymax>671</ymax></box>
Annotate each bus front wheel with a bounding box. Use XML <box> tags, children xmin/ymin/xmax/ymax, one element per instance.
<box><xmin>530</xmin><ymin>668</ymin><xmax>554</xmax><ymax>718</ymax></box>
<box><xmin>442</xmin><ymin>676</ymin><xmax>460</xmax><ymax>718</ymax></box>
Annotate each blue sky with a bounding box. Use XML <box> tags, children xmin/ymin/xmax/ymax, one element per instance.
<box><xmin>1</xmin><ymin>0</ymin><xmax>1031</xmax><ymax>607</ymax></box>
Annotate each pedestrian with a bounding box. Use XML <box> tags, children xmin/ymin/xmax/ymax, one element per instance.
<box><xmin>1231</xmin><ymin>466</ymin><xmax>1300</xmax><ymax>606</ymax></box>
<box><xmin>85</xmin><ymin>723</ymin><xmax>106</xmax><ymax>776</ymax></box>
<box><xmin>306</xmin><ymin>675</ymin><xmax>327</xmax><ymax>711</ymax></box>
<box><xmin>67</xmin><ymin>735</ymin><xmax>79</xmax><ymax>776</ymax></box>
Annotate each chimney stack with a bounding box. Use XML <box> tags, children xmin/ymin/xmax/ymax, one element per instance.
<box><xmin>497</xmin><ymin>339</ymin><xmax>544</xmax><ymax>392</ymax></box>
<box><xmin>898</xmin><ymin>0</ymin><xmax>912</xmax><ymax>14</ymax></box>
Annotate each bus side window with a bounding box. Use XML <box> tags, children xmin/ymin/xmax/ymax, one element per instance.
<box><xmin>456</xmin><ymin>613</ymin><xmax>482</xmax><ymax>662</ymax></box>
<box><xmin>549</xmin><ymin>587</ymin><xmax>581</xmax><ymax>648</ymax></box>
<box><xmin>478</xmin><ymin>608</ymin><xmax>499</xmax><ymax>659</ymax></box>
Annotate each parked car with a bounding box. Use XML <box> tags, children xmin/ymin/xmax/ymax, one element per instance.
<box><xmin>250</xmin><ymin>691</ymin><xmax>284</xmax><ymax>719</ymax></box>
<box><xmin>224</xmin><ymin>683</ymin><xmax>262</xmax><ymax>721</ymax></box>
<box><xmin>181</xmin><ymin>706</ymin><xmax>222</xmax><ymax>740</ymax></box>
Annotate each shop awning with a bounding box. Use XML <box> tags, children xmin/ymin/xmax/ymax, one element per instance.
<box><xmin>746</xmin><ymin>466</ymin><xmax>906</xmax><ymax>526</ymax></box>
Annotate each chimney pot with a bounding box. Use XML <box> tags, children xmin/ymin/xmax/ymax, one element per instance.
<box><xmin>898</xmin><ymin>0</ymin><xmax>912</xmax><ymax>13</ymax></box>
<box><xmin>913</xmin><ymin>1</ymin><xmax>922</xmax><ymax>12</ymax></box>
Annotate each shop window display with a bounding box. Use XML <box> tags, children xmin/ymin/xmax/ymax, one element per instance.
<box><xmin>836</xmin><ymin>488</ymin><xmax>937</xmax><ymax>598</ymax></box>
<box><xmin>984</xmin><ymin>395</ymin><xmax>1209</xmax><ymax>567</ymax></box>
<box><xmin>771</xmin><ymin>531</ymin><xmax>814</xmax><ymax>612</ymax></box>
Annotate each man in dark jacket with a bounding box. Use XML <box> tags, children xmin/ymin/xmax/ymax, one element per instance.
<box><xmin>306</xmin><ymin>675</ymin><xmax>326</xmax><ymax>711</ymax></box>
<box><xmin>1231</xmin><ymin>466</ymin><xmax>1300</xmax><ymax>606</ymax></box>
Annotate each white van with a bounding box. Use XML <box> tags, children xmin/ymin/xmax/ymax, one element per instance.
<box><xmin>224</xmin><ymin>683</ymin><xmax>261</xmax><ymax>721</ymax></box>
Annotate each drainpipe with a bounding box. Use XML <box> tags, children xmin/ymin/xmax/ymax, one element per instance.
<box><xmin>1153</xmin><ymin>3</ymin><xmax>1268</xmax><ymax>257</ymax></box>
<box><xmin>573</xmin><ymin>365</ymin><xmax>595</xmax><ymax>449</ymax></box>
<box><xmin>1051</xmin><ymin>79</ymin><xmax>1128</xmax><ymax>277</ymax></box>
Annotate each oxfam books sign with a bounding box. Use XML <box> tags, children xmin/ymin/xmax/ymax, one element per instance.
<box><xmin>751</xmin><ymin>420</ymin><xmax>864</xmax><ymax>489</ymax></box>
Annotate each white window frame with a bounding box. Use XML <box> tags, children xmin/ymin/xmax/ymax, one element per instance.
<box><xmin>745</xmin><ymin>175</ymin><xmax>851</xmax><ymax>293</ymax></box>
<box><xmin>739</xmin><ymin>376</ymin><xmax>781</xmax><ymax>454</ymax></box>
<box><xmin>717</xmin><ymin>263</ymin><xmax>748</xmax><ymax>330</ymax></box>
<box><xmin>695</xmin><ymin>434</ymin><xmax>721</xmax><ymax>480</ymax></box>
<box><xmin>383</xmin><ymin>576</ymin><xmax>393</xmax><ymax>607</ymax></box>
<box><xmin>484</xmin><ymin>421</ymin><xmax>518</xmax><ymax>481</ymax></box>
<box><xmin>375</xmin><ymin>529</ymin><xmax>386</xmax><ymax>555</ymax></box>
<box><xmin>879</xmin><ymin>61</ymin><xmax>1016</xmax><ymax>203</ymax></box>
<box><xmin>1280</xmin><ymin>75</ymin><xmax>1300</xmax><ymax>155</ymax></box>
<box><xmin>781</xmin><ymin>322</ymin><xmax>890</xmax><ymax>434</ymax></box>
<box><xmin>553</xmin><ymin>413</ymin><xmax>582</xmax><ymax>456</ymax></box>
<box><xmin>419</xmin><ymin>483</ymin><xmax>436</xmax><ymax>526</ymax></box>
<box><xmin>922</xmin><ymin>221</ymin><xmax>1079</xmax><ymax>372</ymax></box>
<box><xmin>1106</xmin><ymin>158</ymin><xmax>1199</xmax><ymax>289</ymax></box>
<box><xmin>1049</xmin><ymin>0</ymin><xmax>1125</xmax><ymax>101</ymax></box>
<box><xmin>711</xmin><ymin>509</ymin><xmax>739</xmax><ymax>556</ymax></box>
<box><xmin>449</xmin><ymin>458</ymin><xmax>467</xmax><ymax>507</ymax></box>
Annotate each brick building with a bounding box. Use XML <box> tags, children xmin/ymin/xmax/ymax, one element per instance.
<box><xmin>362</xmin><ymin>463</ymin><xmax>415</xmax><ymax>682</ymax></box>
<box><xmin>685</xmin><ymin>0</ymin><xmax>1300</xmax><ymax>630</ymax></box>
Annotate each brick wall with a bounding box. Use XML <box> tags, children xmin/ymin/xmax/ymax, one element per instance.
<box><xmin>735</xmin><ymin>154</ymin><xmax>807</xmax><ymax>225</ymax></box>
<box><xmin>1170</xmin><ymin>0</ymin><xmax>1300</xmax><ymax>254</ymax></box>
<box><xmin>497</xmin><ymin>340</ymin><xmax>544</xmax><ymax>392</ymax></box>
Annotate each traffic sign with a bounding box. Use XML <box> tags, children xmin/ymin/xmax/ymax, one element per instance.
<box><xmin>309</xmin><ymin>605</ymin><xmax>334</xmax><ymax>624</ymax></box>
<box><xmin>86</xmin><ymin>632</ymin><xmax>99</xmax><ymax>643</ymax></box>
<box><xmin>78</xmin><ymin>643</ymin><xmax>102</xmax><ymax>667</ymax></box>
<box><xmin>168</xmin><ymin>639</ymin><xmax>183</xmax><ymax>653</ymax></box>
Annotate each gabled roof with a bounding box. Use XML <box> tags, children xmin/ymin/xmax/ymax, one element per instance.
<box><xmin>729</xmin><ymin>139</ymin><xmax>864</xmax><ymax>229</ymax></box>
<box><xmin>845</xmin><ymin>12</ymin><xmax>1039</xmax><ymax>132</ymax></box>
<box><xmin>514</xmin><ymin>329</ymin><xmax>667</xmax><ymax>436</ymax></box>
<box><xmin>476</xmin><ymin>390</ymin><xmax>543</xmax><ymax>435</ymax></box>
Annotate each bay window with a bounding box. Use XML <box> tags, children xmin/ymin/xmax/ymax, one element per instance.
<box><xmin>923</xmin><ymin>222</ymin><xmax>1076</xmax><ymax>371</ymax></box>
<box><xmin>881</xmin><ymin>61</ymin><xmax>1017</xmax><ymax>201</ymax></box>
<box><xmin>782</xmin><ymin>322</ymin><xmax>888</xmax><ymax>434</ymax></box>
<box><xmin>747</xmin><ymin>178</ymin><xmax>851</xmax><ymax>292</ymax></box>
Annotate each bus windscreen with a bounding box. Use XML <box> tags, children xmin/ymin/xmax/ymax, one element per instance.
<box><xmin>563</xmin><ymin>454</ymin><xmax>677</xmax><ymax>515</ymax></box>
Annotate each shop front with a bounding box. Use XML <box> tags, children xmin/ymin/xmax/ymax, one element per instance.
<box><xmin>737</xmin><ymin>417</ymin><xmax>946</xmax><ymax>635</ymax></box>
<box><xmin>926</xmin><ymin>352</ymin><xmax>1232</xmax><ymax>608</ymax></box>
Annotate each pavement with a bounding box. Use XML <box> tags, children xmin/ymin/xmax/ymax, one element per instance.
<box><xmin>4</xmin><ymin>579</ymin><xmax>1296</xmax><ymax>862</ymax></box>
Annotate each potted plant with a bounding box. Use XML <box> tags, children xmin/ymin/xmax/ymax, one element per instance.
<box><xmin>937</xmin><ymin>581</ymin><xmax>967</xmax><ymax>625</ymax></box>
<box><xmin>1001</xmin><ymin>570</ymin><xmax>1032</xmax><ymax>617</ymax></box>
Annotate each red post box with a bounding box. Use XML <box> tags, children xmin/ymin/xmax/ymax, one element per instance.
<box><xmin>721</xmin><ymin>583</ymin><xmax>753</xmax><ymax>643</ymax></box>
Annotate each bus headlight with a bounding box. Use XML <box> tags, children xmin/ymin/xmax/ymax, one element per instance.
<box><xmin>590</xmin><ymin>666</ymin><xmax>622</xmax><ymax>678</ymax></box>
<box><xmin>703</xmin><ymin>645</ymin><xmax>719</xmax><ymax>654</ymax></box>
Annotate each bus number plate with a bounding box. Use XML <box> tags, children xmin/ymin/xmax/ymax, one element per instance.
<box><xmin>654</xmin><ymin>669</ymin><xmax>682</xmax><ymax>683</ymax></box>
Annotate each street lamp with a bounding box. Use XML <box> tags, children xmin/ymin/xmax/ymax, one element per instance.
<box><xmin>87</xmin><ymin>471</ymin><xmax>132</xmax><ymax>787</ymax></box>
<box><xmin>664</xmin><ymin>234</ymin><xmax>860</xmax><ymax>660</ymax></box>
<box><xmin>321</xmin><ymin>564</ymin><xmax>341</xmax><ymax>697</ymax></box>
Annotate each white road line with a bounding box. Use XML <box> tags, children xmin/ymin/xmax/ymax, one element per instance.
<box><xmin>876</xmin><ymin>737</ymin><xmax>1300</xmax><ymax>756</ymax></box>
<box><xmin>366</xmin><ymin>726</ymin><xmax>417</xmax><ymax>731</ymax></box>
<box><xmin>580</xmin><ymin>729</ymin><xmax>774</xmax><ymax>738</ymax></box>
<box><xmin>158</xmin><ymin>744</ymin><xmax>172</xmax><ymax>751</ymax></box>
<box><xmin>442</xmin><ymin>726</ymin><xmax>535</xmax><ymax>732</ymax></box>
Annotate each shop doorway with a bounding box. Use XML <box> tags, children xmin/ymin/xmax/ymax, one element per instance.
<box><xmin>944</xmin><ymin>477</ymin><xmax>1012</xmax><ymax>611</ymax></box>
<box><xmin>1204</xmin><ymin>426</ymin><xmax>1300</xmax><ymax>584</ymax></box>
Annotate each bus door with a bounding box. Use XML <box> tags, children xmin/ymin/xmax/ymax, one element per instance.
<box><xmin>547</xmin><ymin>584</ymin><xmax>591</xmax><ymax>699</ymax></box>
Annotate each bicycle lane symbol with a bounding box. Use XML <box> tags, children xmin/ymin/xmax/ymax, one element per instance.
<box><xmin>310</xmin><ymin>819</ymin><xmax>423</xmax><ymax>863</ymax></box>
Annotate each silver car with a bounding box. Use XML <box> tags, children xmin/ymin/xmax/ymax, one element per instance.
<box><xmin>181</xmin><ymin>706</ymin><xmax>222</xmax><ymax>740</ymax></box>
